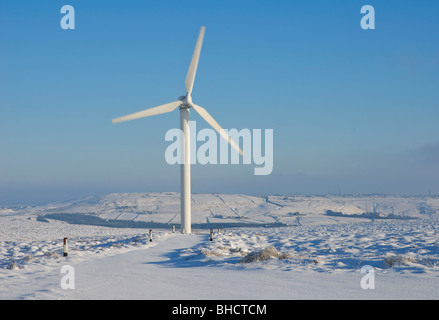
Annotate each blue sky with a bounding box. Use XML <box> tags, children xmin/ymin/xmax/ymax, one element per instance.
<box><xmin>1</xmin><ymin>1</ymin><xmax>439</xmax><ymax>204</ymax></box>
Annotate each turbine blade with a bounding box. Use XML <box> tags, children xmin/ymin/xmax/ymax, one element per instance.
<box><xmin>112</xmin><ymin>101</ymin><xmax>181</xmax><ymax>123</ymax></box>
<box><xmin>192</xmin><ymin>104</ymin><xmax>244</xmax><ymax>156</ymax></box>
<box><xmin>185</xmin><ymin>26</ymin><xmax>206</xmax><ymax>95</ymax></box>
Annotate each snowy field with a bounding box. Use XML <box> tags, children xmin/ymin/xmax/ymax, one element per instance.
<box><xmin>1</xmin><ymin>193</ymin><xmax>439</xmax><ymax>300</ymax></box>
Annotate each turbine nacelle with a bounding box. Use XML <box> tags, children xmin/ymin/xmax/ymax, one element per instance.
<box><xmin>178</xmin><ymin>94</ymin><xmax>193</xmax><ymax>109</ymax></box>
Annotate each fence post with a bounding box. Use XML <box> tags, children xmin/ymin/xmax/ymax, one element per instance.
<box><xmin>63</xmin><ymin>238</ymin><xmax>68</xmax><ymax>257</ymax></box>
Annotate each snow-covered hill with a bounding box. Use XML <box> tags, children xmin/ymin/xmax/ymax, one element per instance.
<box><xmin>9</xmin><ymin>193</ymin><xmax>439</xmax><ymax>228</ymax></box>
<box><xmin>1</xmin><ymin>193</ymin><xmax>439</xmax><ymax>299</ymax></box>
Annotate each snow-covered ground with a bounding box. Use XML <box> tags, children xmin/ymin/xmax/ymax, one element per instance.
<box><xmin>1</xmin><ymin>193</ymin><xmax>438</xmax><ymax>299</ymax></box>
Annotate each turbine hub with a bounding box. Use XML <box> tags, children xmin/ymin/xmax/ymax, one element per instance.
<box><xmin>178</xmin><ymin>94</ymin><xmax>193</xmax><ymax>109</ymax></box>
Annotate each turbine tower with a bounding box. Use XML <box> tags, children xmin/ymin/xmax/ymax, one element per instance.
<box><xmin>112</xmin><ymin>27</ymin><xmax>243</xmax><ymax>234</ymax></box>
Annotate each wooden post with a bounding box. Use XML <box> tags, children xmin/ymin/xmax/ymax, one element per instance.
<box><xmin>63</xmin><ymin>238</ymin><xmax>68</xmax><ymax>257</ymax></box>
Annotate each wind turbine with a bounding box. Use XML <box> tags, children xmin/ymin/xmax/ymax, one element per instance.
<box><xmin>112</xmin><ymin>26</ymin><xmax>243</xmax><ymax>234</ymax></box>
